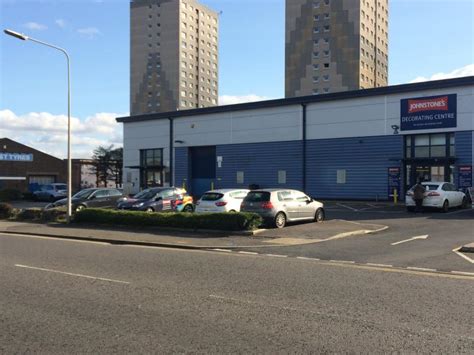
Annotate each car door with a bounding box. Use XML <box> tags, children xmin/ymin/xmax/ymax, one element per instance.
<box><xmin>448</xmin><ymin>183</ymin><xmax>464</xmax><ymax>206</ymax></box>
<box><xmin>89</xmin><ymin>189</ymin><xmax>109</xmax><ymax>208</ymax></box>
<box><xmin>277</xmin><ymin>191</ymin><xmax>298</xmax><ymax>220</ymax></box>
<box><xmin>107</xmin><ymin>189</ymin><xmax>123</xmax><ymax>207</ymax></box>
<box><xmin>293</xmin><ymin>191</ymin><xmax>314</xmax><ymax>219</ymax></box>
<box><xmin>160</xmin><ymin>189</ymin><xmax>175</xmax><ymax>211</ymax></box>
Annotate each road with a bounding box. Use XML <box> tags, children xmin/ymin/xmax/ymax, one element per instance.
<box><xmin>244</xmin><ymin>205</ymin><xmax>474</xmax><ymax>274</ymax></box>
<box><xmin>1</xmin><ymin>232</ymin><xmax>473</xmax><ymax>353</ymax></box>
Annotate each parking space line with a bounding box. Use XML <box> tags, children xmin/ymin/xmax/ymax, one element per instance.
<box><xmin>452</xmin><ymin>247</ymin><xmax>474</xmax><ymax>264</ymax></box>
<box><xmin>329</xmin><ymin>260</ymin><xmax>355</xmax><ymax>264</ymax></box>
<box><xmin>265</xmin><ymin>254</ymin><xmax>287</xmax><ymax>258</ymax></box>
<box><xmin>336</xmin><ymin>203</ymin><xmax>359</xmax><ymax>211</ymax></box>
<box><xmin>212</xmin><ymin>249</ymin><xmax>232</xmax><ymax>252</ymax></box>
<box><xmin>390</xmin><ymin>235</ymin><xmax>429</xmax><ymax>246</ymax></box>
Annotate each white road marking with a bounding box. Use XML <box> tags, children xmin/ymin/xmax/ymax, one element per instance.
<box><xmin>0</xmin><ymin>233</ymin><xmax>110</xmax><ymax>245</ymax></box>
<box><xmin>336</xmin><ymin>203</ymin><xmax>359</xmax><ymax>211</ymax></box>
<box><xmin>329</xmin><ymin>260</ymin><xmax>355</xmax><ymax>264</ymax></box>
<box><xmin>445</xmin><ymin>208</ymin><xmax>473</xmax><ymax>215</ymax></box>
<box><xmin>296</xmin><ymin>256</ymin><xmax>320</xmax><ymax>261</ymax></box>
<box><xmin>366</xmin><ymin>263</ymin><xmax>393</xmax><ymax>268</ymax></box>
<box><xmin>452</xmin><ymin>247</ymin><xmax>474</xmax><ymax>264</ymax></box>
<box><xmin>14</xmin><ymin>264</ymin><xmax>130</xmax><ymax>284</ymax></box>
<box><xmin>406</xmin><ymin>267</ymin><xmax>437</xmax><ymax>272</ymax></box>
<box><xmin>237</xmin><ymin>251</ymin><xmax>258</xmax><ymax>255</ymax></box>
<box><xmin>265</xmin><ymin>254</ymin><xmax>287</xmax><ymax>258</ymax></box>
<box><xmin>212</xmin><ymin>248</ymin><xmax>232</xmax><ymax>252</ymax></box>
<box><xmin>390</xmin><ymin>235</ymin><xmax>429</xmax><ymax>246</ymax></box>
<box><xmin>451</xmin><ymin>271</ymin><xmax>474</xmax><ymax>277</ymax></box>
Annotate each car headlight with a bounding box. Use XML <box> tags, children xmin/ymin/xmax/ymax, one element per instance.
<box><xmin>133</xmin><ymin>202</ymin><xmax>145</xmax><ymax>208</ymax></box>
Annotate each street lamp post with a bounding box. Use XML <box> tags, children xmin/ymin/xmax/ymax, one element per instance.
<box><xmin>4</xmin><ymin>29</ymin><xmax>72</xmax><ymax>222</ymax></box>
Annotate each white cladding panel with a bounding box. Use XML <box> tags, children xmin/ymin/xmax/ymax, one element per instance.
<box><xmin>173</xmin><ymin>106</ymin><xmax>302</xmax><ymax>146</ymax></box>
<box><xmin>306</xmin><ymin>86</ymin><xmax>473</xmax><ymax>139</ymax></box>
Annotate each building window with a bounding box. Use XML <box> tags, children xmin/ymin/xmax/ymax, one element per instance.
<box><xmin>406</xmin><ymin>133</ymin><xmax>455</xmax><ymax>159</ymax></box>
<box><xmin>324</xmin><ymin>0</ymin><xmax>329</xmax><ymax>5</ymax></box>
<box><xmin>314</xmin><ymin>27</ymin><xmax>320</xmax><ymax>33</ymax></box>
<box><xmin>323</xmin><ymin>88</ymin><xmax>330</xmax><ymax>93</ymax></box>
<box><xmin>313</xmin><ymin>64</ymin><xmax>319</xmax><ymax>70</ymax></box>
<box><xmin>323</xmin><ymin>74</ymin><xmax>329</xmax><ymax>81</ymax></box>
<box><xmin>313</xmin><ymin>51</ymin><xmax>319</xmax><ymax>58</ymax></box>
<box><xmin>324</xmin><ymin>13</ymin><xmax>330</xmax><ymax>19</ymax></box>
<box><xmin>313</xmin><ymin>89</ymin><xmax>319</xmax><ymax>95</ymax></box>
<box><xmin>323</xmin><ymin>63</ymin><xmax>330</xmax><ymax>68</ymax></box>
<box><xmin>314</xmin><ymin>15</ymin><xmax>319</xmax><ymax>21</ymax></box>
<box><xmin>313</xmin><ymin>76</ymin><xmax>319</xmax><ymax>82</ymax></box>
<box><xmin>140</xmin><ymin>149</ymin><xmax>164</xmax><ymax>188</ymax></box>
<box><xmin>323</xmin><ymin>50</ymin><xmax>330</xmax><ymax>57</ymax></box>
<box><xmin>313</xmin><ymin>1</ymin><xmax>320</xmax><ymax>8</ymax></box>
<box><xmin>323</xmin><ymin>25</ymin><xmax>330</xmax><ymax>32</ymax></box>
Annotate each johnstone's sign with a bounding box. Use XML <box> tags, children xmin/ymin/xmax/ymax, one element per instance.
<box><xmin>400</xmin><ymin>94</ymin><xmax>457</xmax><ymax>131</ymax></box>
<box><xmin>0</xmin><ymin>153</ymin><xmax>34</xmax><ymax>162</ymax></box>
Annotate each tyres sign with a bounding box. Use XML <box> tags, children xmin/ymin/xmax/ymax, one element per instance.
<box><xmin>400</xmin><ymin>94</ymin><xmax>457</xmax><ymax>131</ymax></box>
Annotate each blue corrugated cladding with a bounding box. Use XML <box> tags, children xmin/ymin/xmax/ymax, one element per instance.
<box><xmin>215</xmin><ymin>141</ymin><xmax>303</xmax><ymax>190</ymax></box>
<box><xmin>454</xmin><ymin>131</ymin><xmax>473</xmax><ymax>187</ymax></box>
<box><xmin>306</xmin><ymin>135</ymin><xmax>404</xmax><ymax>200</ymax></box>
<box><xmin>174</xmin><ymin>147</ymin><xmax>189</xmax><ymax>189</ymax></box>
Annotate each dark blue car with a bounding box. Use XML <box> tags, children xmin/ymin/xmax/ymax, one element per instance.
<box><xmin>117</xmin><ymin>187</ymin><xmax>193</xmax><ymax>212</ymax></box>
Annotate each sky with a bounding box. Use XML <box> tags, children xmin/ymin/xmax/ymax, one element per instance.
<box><xmin>1</xmin><ymin>0</ymin><xmax>473</xmax><ymax>159</ymax></box>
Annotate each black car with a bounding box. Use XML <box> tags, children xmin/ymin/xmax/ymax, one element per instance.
<box><xmin>117</xmin><ymin>187</ymin><xmax>193</xmax><ymax>212</ymax></box>
<box><xmin>46</xmin><ymin>188</ymin><xmax>123</xmax><ymax>211</ymax></box>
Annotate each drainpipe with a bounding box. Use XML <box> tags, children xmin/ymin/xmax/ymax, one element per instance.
<box><xmin>169</xmin><ymin>118</ymin><xmax>174</xmax><ymax>187</ymax></box>
<box><xmin>302</xmin><ymin>103</ymin><xmax>307</xmax><ymax>192</ymax></box>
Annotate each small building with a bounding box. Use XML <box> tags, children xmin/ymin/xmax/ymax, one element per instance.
<box><xmin>117</xmin><ymin>77</ymin><xmax>474</xmax><ymax>200</ymax></box>
<box><xmin>0</xmin><ymin>138</ymin><xmax>80</xmax><ymax>192</ymax></box>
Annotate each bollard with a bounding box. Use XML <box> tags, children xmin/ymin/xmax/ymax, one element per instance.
<box><xmin>393</xmin><ymin>188</ymin><xmax>398</xmax><ymax>204</ymax></box>
<box><xmin>211</xmin><ymin>181</ymin><xmax>214</xmax><ymax>190</ymax></box>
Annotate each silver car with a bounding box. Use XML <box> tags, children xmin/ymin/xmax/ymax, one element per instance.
<box><xmin>33</xmin><ymin>183</ymin><xmax>68</xmax><ymax>202</ymax></box>
<box><xmin>240</xmin><ymin>189</ymin><xmax>325</xmax><ymax>228</ymax></box>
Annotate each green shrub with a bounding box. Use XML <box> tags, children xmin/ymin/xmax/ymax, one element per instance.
<box><xmin>0</xmin><ymin>189</ymin><xmax>23</xmax><ymax>202</ymax></box>
<box><xmin>74</xmin><ymin>209</ymin><xmax>263</xmax><ymax>231</ymax></box>
<box><xmin>41</xmin><ymin>207</ymin><xmax>67</xmax><ymax>223</ymax></box>
<box><xmin>0</xmin><ymin>203</ymin><xmax>14</xmax><ymax>219</ymax></box>
<box><xmin>17</xmin><ymin>208</ymin><xmax>43</xmax><ymax>221</ymax></box>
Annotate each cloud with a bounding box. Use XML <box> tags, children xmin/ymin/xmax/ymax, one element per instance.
<box><xmin>55</xmin><ymin>19</ymin><xmax>66</xmax><ymax>28</ymax></box>
<box><xmin>77</xmin><ymin>27</ymin><xmax>101</xmax><ymax>38</ymax></box>
<box><xmin>219</xmin><ymin>94</ymin><xmax>274</xmax><ymax>106</ymax></box>
<box><xmin>0</xmin><ymin>110</ymin><xmax>126</xmax><ymax>159</ymax></box>
<box><xmin>409</xmin><ymin>64</ymin><xmax>474</xmax><ymax>83</ymax></box>
<box><xmin>23</xmin><ymin>22</ymin><xmax>47</xmax><ymax>31</ymax></box>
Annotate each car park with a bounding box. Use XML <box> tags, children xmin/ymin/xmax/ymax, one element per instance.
<box><xmin>46</xmin><ymin>187</ymin><xmax>123</xmax><ymax>211</ymax></box>
<box><xmin>405</xmin><ymin>181</ymin><xmax>468</xmax><ymax>212</ymax></box>
<box><xmin>240</xmin><ymin>189</ymin><xmax>325</xmax><ymax>228</ymax></box>
<box><xmin>117</xmin><ymin>187</ymin><xmax>193</xmax><ymax>212</ymax></box>
<box><xmin>195</xmin><ymin>189</ymin><xmax>249</xmax><ymax>213</ymax></box>
<box><xmin>33</xmin><ymin>183</ymin><xmax>67</xmax><ymax>202</ymax></box>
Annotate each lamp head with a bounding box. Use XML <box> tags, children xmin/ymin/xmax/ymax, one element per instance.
<box><xmin>391</xmin><ymin>125</ymin><xmax>400</xmax><ymax>135</ymax></box>
<box><xmin>4</xmin><ymin>29</ymin><xmax>28</xmax><ymax>41</ymax></box>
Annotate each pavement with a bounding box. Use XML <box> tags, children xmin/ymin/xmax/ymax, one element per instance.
<box><xmin>0</xmin><ymin>218</ymin><xmax>387</xmax><ymax>249</ymax></box>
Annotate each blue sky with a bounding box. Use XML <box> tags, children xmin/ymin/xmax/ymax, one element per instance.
<box><xmin>1</xmin><ymin>0</ymin><xmax>473</xmax><ymax>158</ymax></box>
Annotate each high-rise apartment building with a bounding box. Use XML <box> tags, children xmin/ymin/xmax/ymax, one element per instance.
<box><xmin>131</xmin><ymin>0</ymin><xmax>219</xmax><ymax>115</ymax></box>
<box><xmin>285</xmin><ymin>0</ymin><xmax>389</xmax><ymax>98</ymax></box>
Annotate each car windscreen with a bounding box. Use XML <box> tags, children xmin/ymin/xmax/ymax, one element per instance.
<box><xmin>134</xmin><ymin>189</ymin><xmax>161</xmax><ymax>200</ymax></box>
<box><xmin>201</xmin><ymin>193</ymin><xmax>224</xmax><ymax>201</ymax></box>
<box><xmin>73</xmin><ymin>189</ymin><xmax>94</xmax><ymax>199</ymax></box>
<box><xmin>244</xmin><ymin>191</ymin><xmax>271</xmax><ymax>202</ymax></box>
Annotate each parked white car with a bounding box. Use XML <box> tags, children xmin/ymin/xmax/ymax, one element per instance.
<box><xmin>195</xmin><ymin>189</ymin><xmax>250</xmax><ymax>213</ymax></box>
<box><xmin>405</xmin><ymin>182</ymin><xmax>468</xmax><ymax>212</ymax></box>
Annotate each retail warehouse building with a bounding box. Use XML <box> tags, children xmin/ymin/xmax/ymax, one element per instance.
<box><xmin>118</xmin><ymin>77</ymin><xmax>474</xmax><ymax>200</ymax></box>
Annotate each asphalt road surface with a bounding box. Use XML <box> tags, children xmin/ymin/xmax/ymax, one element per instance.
<box><xmin>244</xmin><ymin>205</ymin><xmax>474</xmax><ymax>274</ymax></box>
<box><xmin>1</xmin><ymin>232</ymin><xmax>473</xmax><ymax>353</ymax></box>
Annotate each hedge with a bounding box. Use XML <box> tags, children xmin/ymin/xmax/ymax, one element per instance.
<box><xmin>74</xmin><ymin>208</ymin><xmax>263</xmax><ymax>231</ymax></box>
<box><xmin>0</xmin><ymin>203</ymin><xmax>14</xmax><ymax>219</ymax></box>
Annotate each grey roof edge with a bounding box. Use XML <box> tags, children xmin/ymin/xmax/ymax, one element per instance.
<box><xmin>117</xmin><ymin>76</ymin><xmax>474</xmax><ymax>123</ymax></box>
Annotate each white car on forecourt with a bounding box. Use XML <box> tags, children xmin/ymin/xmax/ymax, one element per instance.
<box><xmin>405</xmin><ymin>181</ymin><xmax>469</xmax><ymax>212</ymax></box>
<box><xmin>195</xmin><ymin>189</ymin><xmax>250</xmax><ymax>213</ymax></box>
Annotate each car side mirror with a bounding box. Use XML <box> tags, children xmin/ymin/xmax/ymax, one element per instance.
<box><xmin>306</xmin><ymin>198</ymin><xmax>313</xmax><ymax>204</ymax></box>
<box><xmin>155</xmin><ymin>196</ymin><xmax>162</xmax><ymax>201</ymax></box>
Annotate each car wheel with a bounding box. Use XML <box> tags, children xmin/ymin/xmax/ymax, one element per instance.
<box><xmin>461</xmin><ymin>197</ymin><xmax>468</xmax><ymax>209</ymax></box>
<box><xmin>229</xmin><ymin>209</ymin><xmax>236</xmax><ymax>213</ymax></box>
<box><xmin>145</xmin><ymin>207</ymin><xmax>154</xmax><ymax>213</ymax></box>
<box><xmin>183</xmin><ymin>204</ymin><xmax>194</xmax><ymax>213</ymax></box>
<box><xmin>274</xmin><ymin>212</ymin><xmax>286</xmax><ymax>229</ymax></box>
<box><xmin>75</xmin><ymin>204</ymin><xmax>86</xmax><ymax>212</ymax></box>
<box><xmin>314</xmin><ymin>208</ymin><xmax>325</xmax><ymax>222</ymax></box>
<box><xmin>442</xmin><ymin>200</ymin><xmax>449</xmax><ymax>213</ymax></box>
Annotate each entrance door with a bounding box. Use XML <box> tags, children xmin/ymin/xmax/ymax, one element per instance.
<box><xmin>406</xmin><ymin>164</ymin><xmax>452</xmax><ymax>189</ymax></box>
<box><xmin>189</xmin><ymin>146</ymin><xmax>216</xmax><ymax>197</ymax></box>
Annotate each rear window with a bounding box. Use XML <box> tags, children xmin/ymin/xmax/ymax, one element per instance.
<box><xmin>423</xmin><ymin>184</ymin><xmax>440</xmax><ymax>191</ymax></box>
<box><xmin>244</xmin><ymin>191</ymin><xmax>270</xmax><ymax>202</ymax></box>
<box><xmin>201</xmin><ymin>193</ymin><xmax>224</xmax><ymax>201</ymax></box>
